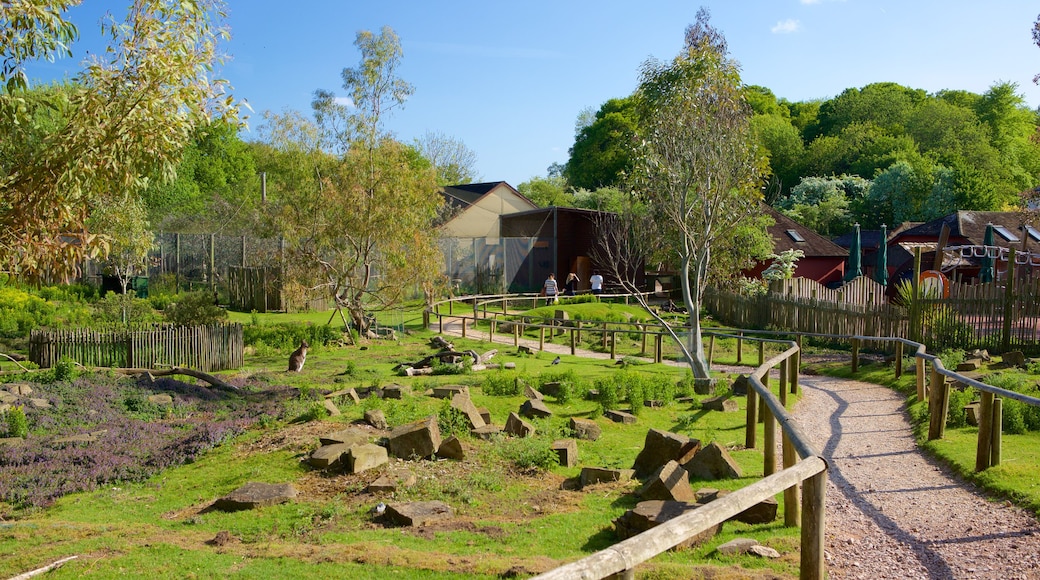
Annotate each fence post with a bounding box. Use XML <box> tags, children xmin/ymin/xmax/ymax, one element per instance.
<box><xmin>782</xmin><ymin>433</ymin><xmax>800</xmax><ymax>527</ymax></box>
<box><xmin>539</xmin><ymin>326</ymin><xmax>545</xmax><ymax>351</ymax></box>
<box><xmin>654</xmin><ymin>334</ymin><xmax>662</xmax><ymax>363</ymax></box>
<box><xmin>894</xmin><ymin>341</ymin><xmax>903</xmax><ymax>379</ymax></box>
<box><xmin>779</xmin><ymin>359</ymin><xmax>788</xmax><ymax>407</ymax></box>
<box><xmin>438</xmin><ymin>314</ymin><xmax>443</xmax><ymax>334</ymax></box>
<box><xmin>461</xmin><ymin>316</ymin><xmax>467</xmax><ymax>339</ymax></box>
<box><xmin>514</xmin><ymin>322</ymin><xmax>519</xmax><ymax>347</ymax></box>
<box><xmin>851</xmin><ymin>337</ymin><xmax>859</xmax><ymax>374</ymax></box>
<box><xmin>990</xmin><ymin>398</ymin><xmax>1002</xmax><ymax>468</ymax></box>
<box><xmin>915</xmin><ymin>355</ymin><xmax>926</xmax><ymax>402</ymax></box>
<box><xmin>763</xmin><ymin>394</ymin><xmax>776</xmax><ymax>476</ymax></box>
<box><xmin>609</xmin><ymin>330</ymin><xmax>616</xmax><ymax>360</ymax></box>
<box><xmin>927</xmin><ymin>365</ymin><xmax>948</xmax><ymax>440</ymax></box>
<box><xmin>745</xmin><ymin>386</ymin><xmax>758</xmax><ymax>449</ymax></box>
<box><xmin>792</xmin><ymin>335</ymin><xmax>801</xmax><ymax>394</ymax></box>
<box><xmin>570</xmin><ymin>328</ymin><xmax>576</xmax><ymax>355</ymax></box>
<box><xmin>801</xmin><ymin>470</ymin><xmax>827</xmax><ymax>580</ymax></box>
<box><xmin>489</xmin><ymin>319</ymin><xmax>496</xmax><ymax>343</ymax></box>
<box><xmin>759</xmin><ymin>372</ymin><xmax>768</xmax><ymax>424</ymax></box>
<box><xmin>641</xmin><ymin>325</ymin><xmax>648</xmax><ymax>355</ymax></box>
<box><xmin>975</xmin><ymin>391</ymin><xmax>994</xmax><ymax>471</ymax></box>
<box><xmin>1002</xmin><ymin>251</ymin><xmax>1016</xmax><ymax>352</ymax></box>
<box><xmin>736</xmin><ymin>332</ymin><xmax>743</xmax><ymax>364</ymax></box>
<box><xmin>708</xmin><ymin>335</ymin><xmax>715</xmax><ymax>366</ymax></box>
<box><xmin>758</xmin><ymin>341</ymin><xmax>764</xmax><ymax>366</ymax></box>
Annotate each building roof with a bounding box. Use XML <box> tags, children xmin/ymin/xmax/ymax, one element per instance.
<box><xmin>894</xmin><ymin>211</ymin><xmax>1038</xmax><ymax>247</ymax></box>
<box><xmin>762</xmin><ymin>205</ymin><xmax>848</xmax><ymax>258</ymax></box>
<box><xmin>440</xmin><ymin>181</ymin><xmax>533</xmax><ymax>211</ymax></box>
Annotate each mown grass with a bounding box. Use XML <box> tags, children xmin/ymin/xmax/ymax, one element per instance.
<box><xmin>1</xmin><ymin>303</ymin><xmax>807</xmax><ymax>579</ymax></box>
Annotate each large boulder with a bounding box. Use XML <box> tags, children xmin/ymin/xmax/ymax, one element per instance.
<box><xmin>632</xmin><ymin>429</ymin><xmax>702</xmax><ymax>479</ymax></box>
<box><xmin>504</xmin><ymin>412</ymin><xmax>535</xmax><ymax>438</ymax></box>
<box><xmin>701</xmin><ymin>396</ymin><xmax>739</xmax><ymax>413</ymax></box>
<box><xmin>437</xmin><ymin>436</ymin><xmax>465</xmax><ymax>460</ymax></box>
<box><xmin>520</xmin><ymin>398</ymin><xmax>553</xmax><ymax>419</ymax></box>
<box><xmin>309</xmin><ymin>443</ymin><xmax>351</xmax><ymax>468</ymax></box>
<box><xmin>683</xmin><ymin>442</ymin><xmax>742</xmax><ymax>481</ymax></box>
<box><xmin>346</xmin><ymin>443</ymin><xmax>389</xmax><ymax>474</ymax></box>
<box><xmin>364</xmin><ymin>409</ymin><xmax>389</xmax><ymax>430</ymax></box>
<box><xmin>551</xmin><ymin>439</ymin><xmax>578</xmax><ymax>468</ymax></box>
<box><xmin>603</xmin><ymin>409</ymin><xmax>637</xmax><ymax>424</ymax></box>
<box><xmin>613</xmin><ymin>500</ymin><xmax>721</xmax><ymax>548</ymax></box>
<box><xmin>580</xmin><ymin>467</ymin><xmax>635</xmax><ymax>487</ymax></box>
<box><xmin>569</xmin><ymin>417</ymin><xmax>601</xmax><ymax>441</ymax></box>
<box><xmin>384</xmin><ymin>501</ymin><xmax>453</xmax><ymax>527</ymax></box>
<box><xmin>636</xmin><ymin>460</ymin><xmax>696</xmax><ymax>502</ymax></box>
<box><xmin>388</xmin><ymin>416</ymin><xmax>441</xmax><ymax>459</ymax></box>
<box><xmin>450</xmin><ymin>393</ymin><xmax>486</xmax><ymax>429</ymax></box>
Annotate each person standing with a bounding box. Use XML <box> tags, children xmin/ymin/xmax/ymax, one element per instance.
<box><xmin>542</xmin><ymin>273</ymin><xmax>559</xmax><ymax>305</ymax></box>
<box><xmin>590</xmin><ymin>270</ymin><xmax>604</xmax><ymax>295</ymax></box>
<box><xmin>564</xmin><ymin>272</ymin><xmax>580</xmax><ymax>296</ymax></box>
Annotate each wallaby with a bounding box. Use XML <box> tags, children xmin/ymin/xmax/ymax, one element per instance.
<box><xmin>287</xmin><ymin>340</ymin><xmax>309</xmax><ymax>372</ymax></box>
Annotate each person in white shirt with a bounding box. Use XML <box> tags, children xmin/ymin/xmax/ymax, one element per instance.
<box><xmin>542</xmin><ymin>273</ymin><xmax>559</xmax><ymax>305</ymax></box>
<box><xmin>590</xmin><ymin>271</ymin><xmax>604</xmax><ymax>295</ymax></box>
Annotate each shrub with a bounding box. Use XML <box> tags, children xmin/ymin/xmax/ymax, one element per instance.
<box><xmin>243</xmin><ymin>322</ymin><xmax>340</xmax><ymax>350</ymax></box>
<box><xmin>51</xmin><ymin>357</ymin><xmax>77</xmax><ymax>383</ymax></box>
<box><xmin>595</xmin><ymin>375</ymin><xmax>623</xmax><ymax>413</ymax></box>
<box><xmin>163</xmin><ymin>291</ymin><xmax>228</xmax><ymax>327</ymax></box>
<box><xmin>438</xmin><ymin>399</ymin><xmax>469</xmax><ymax>437</ymax></box>
<box><xmin>93</xmin><ymin>292</ymin><xmax>161</xmax><ymax>325</ymax></box>
<box><xmin>496</xmin><ymin>436</ymin><xmax>559</xmax><ymax>472</ymax></box>
<box><xmin>2</xmin><ymin>405</ymin><xmax>29</xmax><ymax>438</ymax></box>
<box><xmin>293</xmin><ymin>402</ymin><xmax>330</xmax><ymax>423</ymax></box>
<box><xmin>1002</xmin><ymin>399</ymin><xmax>1028</xmax><ymax>434</ymax></box>
<box><xmin>945</xmin><ymin>387</ymin><xmax>977</xmax><ymax>429</ymax></box>
<box><xmin>481</xmin><ymin>371</ymin><xmax>523</xmax><ymax>397</ymax></box>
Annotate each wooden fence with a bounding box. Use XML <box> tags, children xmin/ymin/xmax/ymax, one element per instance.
<box><xmin>28</xmin><ymin>323</ymin><xmax>244</xmax><ymax>372</ymax></box>
<box><xmin>769</xmin><ymin>276</ymin><xmax>887</xmax><ymax>306</ymax></box>
<box><xmin>918</xmin><ymin>276</ymin><xmax>1040</xmax><ymax>354</ymax></box>
<box><xmin>228</xmin><ymin>266</ymin><xmax>284</xmax><ymax>313</ymax></box>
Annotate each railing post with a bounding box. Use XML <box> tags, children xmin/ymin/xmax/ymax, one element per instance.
<box><xmin>423</xmin><ymin>310</ymin><xmax>430</xmax><ymax>330</ymax></box>
<box><xmin>708</xmin><ymin>334</ymin><xmax>715</xmax><ymax>366</ymax></box>
<box><xmin>975</xmin><ymin>391</ymin><xmax>994</xmax><ymax>471</ymax></box>
<box><xmin>801</xmin><ymin>470</ymin><xmax>827</xmax><ymax>580</ymax></box>
<box><xmin>759</xmin><ymin>372</ymin><xmax>768</xmax><ymax>424</ymax></box>
<box><xmin>736</xmin><ymin>332</ymin><xmax>743</xmax><ymax>364</ymax></box>
<box><xmin>927</xmin><ymin>365</ymin><xmax>948</xmax><ymax>440</ymax></box>
<box><xmin>758</xmin><ymin>340</ymin><xmax>765</xmax><ymax>366</ymax></box>
<box><xmin>570</xmin><ymin>328</ymin><xmax>576</xmax><ymax>355</ymax></box>
<box><xmin>763</xmin><ymin>394</ymin><xmax>776</xmax><ymax>476</ymax></box>
<box><xmin>782</xmin><ymin>434</ymin><xmax>800</xmax><ymax>527</ymax></box>
<box><xmin>461</xmin><ymin>316</ymin><xmax>467</xmax><ymax>339</ymax></box>
<box><xmin>990</xmin><ymin>397</ymin><xmax>1002</xmax><ymax>468</ymax></box>
<box><xmin>514</xmin><ymin>322</ymin><xmax>519</xmax><ymax>347</ymax></box>
<box><xmin>894</xmin><ymin>341</ymin><xmax>903</xmax><ymax>378</ymax></box>
<box><xmin>745</xmin><ymin>386</ymin><xmax>758</xmax><ymax>449</ymax></box>
<box><xmin>489</xmin><ymin>319</ymin><xmax>496</xmax><ymax>343</ymax></box>
<box><xmin>851</xmin><ymin>337</ymin><xmax>859</xmax><ymax>374</ymax></box>
<box><xmin>915</xmin><ymin>355</ymin><xmax>926</xmax><ymax>402</ymax></box>
<box><xmin>779</xmin><ymin>359</ymin><xmax>788</xmax><ymax>407</ymax></box>
<box><xmin>610</xmin><ymin>330</ymin><xmax>616</xmax><ymax>360</ymax></box>
<box><xmin>792</xmin><ymin>336</ymin><xmax>801</xmax><ymax>394</ymax></box>
<box><xmin>641</xmin><ymin>325</ymin><xmax>648</xmax><ymax>355</ymax></box>
<box><xmin>539</xmin><ymin>326</ymin><xmax>545</xmax><ymax>351</ymax></box>
<box><xmin>655</xmin><ymin>334</ymin><xmax>662</xmax><ymax>363</ymax></box>
<box><xmin>438</xmin><ymin>314</ymin><xmax>443</xmax><ymax>334</ymax></box>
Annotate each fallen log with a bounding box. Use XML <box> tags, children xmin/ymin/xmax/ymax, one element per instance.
<box><xmin>112</xmin><ymin>367</ymin><xmax>239</xmax><ymax>391</ymax></box>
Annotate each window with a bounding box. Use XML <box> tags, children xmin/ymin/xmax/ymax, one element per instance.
<box><xmin>1024</xmin><ymin>225</ymin><xmax>1040</xmax><ymax>242</ymax></box>
<box><xmin>992</xmin><ymin>225</ymin><xmax>1019</xmax><ymax>242</ymax></box>
<box><xmin>786</xmin><ymin>229</ymin><xmax>805</xmax><ymax>242</ymax></box>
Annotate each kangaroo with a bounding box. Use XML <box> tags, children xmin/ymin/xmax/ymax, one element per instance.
<box><xmin>287</xmin><ymin>340</ymin><xmax>309</xmax><ymax>372</ymax></box>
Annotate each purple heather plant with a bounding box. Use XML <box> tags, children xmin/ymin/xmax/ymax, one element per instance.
<box><xmin>0</xmin><ymin>374</ymin><xmax>297</xmax><ymax>512</ymax></box>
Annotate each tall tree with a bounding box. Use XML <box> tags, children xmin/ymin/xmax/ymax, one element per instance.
<box><xmin>632</xmin><ymin>8</ymin><xmax>766</xmax><ymax>379</ymax></box>
<box><xmin>0</xmin><ymin>0</ymin><xmax>240</xmax><ymax>282</ymax></box>
<box><xmin>290</xmin><ymin>26</ymin><xmax>440</xmax><ymax>333</ymax></box>
<box><xmin>564</xmin><ymin>97</ymin><xmax>639</xmax><ymax>189</ymax></box>
<box><xmin>413</xmin><ymin>130</ymin><xmax>480</xmax><ymax>186</ymax></box>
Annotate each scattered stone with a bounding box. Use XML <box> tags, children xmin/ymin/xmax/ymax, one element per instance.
<box><xmin>503</xmin><ymin>362</ymin><xmax>517</xmax><ymax>370</ymax></box>
<box><xmin>965</xmin><ymin>402</ymin><xmax>981</xmax><ymax>427</ymax></box>
<box><xmin>1003</xmin><ymin>351</ymin><xmax>1027</xmax><ymax>367</ymax></box>
<box><xmin>382</xmin><ymin>385</ymin><xmax>404</xmax><ymax>400</ymax></box>
<box><xmin>437</xmin><ymin>436</ymin><xmax>465</xmax><ymax>460</ymax></box>
<box><xmin>207</xmin><ymin>530</ymin><xmax>233</xmax><ymax>547</ymax></box>
<box><xmin>693</xmin><ymin>378</ymin><xmax>717</xmax><ymax>395</ymax></box>
<box><xmin>551</xmin><ymin>439</ymin><xmax>578</xmax><ymax>467</ymax></box>
<box><xmin>613</xmin><ymin>500</ymin><xmax>721</xmax><ymax>548</ymax></box>
<box><xmin>477</xmin><ymin>407</ymin><xmax>491</xmax><ymax>425</ymax></box>
<box><xmin>320</xmin><ymin>428</ymin><xmax>369</xmax><ymax>447</ymax></box>
<box><xmin>432</xmin><ymin>385</ymin><xmax>469</xmax><ymax>399</ymax></box>
<box><xmin>956</xmin><ymin>360</ymin><xmax>980</xmax><ymax>372</ymax></box>
<box><xmin>569</xmin><ymin>417</ymin><xmax>601</xmax><ymax>441</ymax></box>
<box><xmin>322</xmin><ymin>399</ymin><xmax>341</xmax><ymax>417</ymax></box>
<box><xmin>603</xmin><ymin>409</ymin><xmax>637</xmax><ymax>424</ymax></box>
<box><xmin>701</xmin><ymin>396</ymin><xmax>739</xmax><ymax>412</ymax></box>
<box><xmin>309</xmin><ymin>443</ymin><xmax>351</xmax><ymax>468</ymax></box>
<box><xmin>367</xmin><ymin>469</ymin><xmax>417</xmax><ymax>493</ymax></box>
<box><xmin>214</xmin><ymin>482</ymin><xmax>297</xmax><ymax>512</ymax></box>
<box><xmin>717</xmin><ymin>538</ymin><xmax>759</xmax><ymax>556</ymax></box>
<box><xmin>364</xmin><ymin>409</ymin><xmax>389</xmax><ymax>430</ymax></box>
<box><xmin>749</xmin><ymin>545</ymin><xmax>781</xmax><ymax>558</ymax></box>
<box><xmin>51</xmin><ymin>433</ymin><xmax>97</xmax><ymax>445</ymax></box>
<box><xmin>480</xmin><ymin>349</ymin><xmax>498</xmax><ymax>363</ymax></box>
<box><xmin>450</xmin><ymin>393</ymin><xmax>486</xmax><ymax>429</ymax></box>
<box><xmin>632</xmin><ymin>429</ymin><xmax>702</xmax><ymax>478</ymax></box>
<box><xmin>520</xmin><ymin>398</ymin><xmax>553</xmax><ymax>419</ymax></box>
<box><xmin>326</xmin><ymin>388</ymin><xmax>361</xmax><ymax>404</ymax></box>
<box><xmin>695</xmin><ymin>488</ymin><xmax>723</xmax><ymax>502</ymax></box>
<box><xmin>971</xmin><ymin>349</ymin><xmax>991</xmax><ymax>361</ymax></box>
<box><xmin>470</xmin><ymin>424</ymin><xmax>503</xmax><ymax>440</ymax></box>
<box><xmin>388</xmin><ymin>416</ymin><xmax>442</xmax><ymax>459</ymax></box>
<box><xmin>637</xmin><ymin>460</ymin><xmax>696</xmax><ymax>502</ymax></box>
<box><xmin>28</xmin><ymin>398</ymin><xmax>52</xmax><ymax>409</ymax></box>
<box><xmin>580</xmin><ymin>467</ymin><xmax>635</xmax><ymax>487</ymax></box>
<box><xmin>147</xmin><ymin>394</ymin><xmax>173</xmax><ymax>405</ymax></box>
<box><xmin>384</xmin><ymin>501</ymin><xmax>453</xmax><ymax>527</ymax></box>
<box><xmin>356</xmin><ymin>386</ymin><xmax>383</xmax><ymax>399</ymax></box>
<box><xmin>731</xmin><ymin>375</ymin><xmax>750</xmax><ymax>396</ymax></box>
<box><xmin>0</xmin><ymin>391</ymin><xmax>16</xmax><ymax>404</ymax></box>
<box><xmin>504</xmin><ymin>412</ymin><xmax>535</xmax><ymax>438</ymax></box>
<box><xmin>346</xmin><ymin>443</ymin><xmax>389</xmax><ymax>474</ymax></box>
<box><xmin>541</xmin><ymin>381</ymin><xmax>562</xmax><ymax>398</ymax></box>
<box><xmin>683</xmin><ymin>442</ymin><xmax>743</xmax><ymax>481</ymax></box>
<box><xmin>5</xmin><ymin>383</ymin><xmax>32</xmax><ymax>396</ymax></box>
<box><xmin>524</xmin><ymin>385</ymin><xmax>544</xmax><ymax>400</ymax></box>
<box><xmin>730</xmin><ymin>497</ymin><xmax>778</xmax><ymax>524</ymax></box>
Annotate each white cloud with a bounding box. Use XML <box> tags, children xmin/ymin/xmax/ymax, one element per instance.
<box><xmin>771</xmin><ymin>19</ymin><xmax>801</xmax><ymax>34</ymax></box>
<box><xmin>334</xmin><ymin>96</ymin><xmax>353</xmax><ymax>107</ymax></box>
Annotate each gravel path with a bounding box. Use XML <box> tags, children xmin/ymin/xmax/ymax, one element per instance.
<box><xmin>437</xmin><ymin>318</ymin><xmax>1040</xmax><ymax>578</ymax></box>
<box><xmin>793</xmin><ymin>374</ymin><xmax>1040</xmax><ymax>579</ymax></box>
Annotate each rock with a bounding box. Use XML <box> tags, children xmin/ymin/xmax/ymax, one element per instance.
<box><xmin>541</xmin><ymin>381</ymin><xmax>562</xmax><ymax>398</ymax></box>
<box><xmin>364</xmin><ymin>409</ymin><xmax>389</xmax><ymax>430</ymax></box>
<box><xmin>520</xmin><ymin>398</ymin><xmax>553</xmax><ymax>419</ymax></box>
<box><xmin>603</xmin><ymin>409</ymin><xmax>637</xmax><ymax>424</ymax></box>
<box><xmin>569</xmin><ymin>417</ymin><xmax>601</xmax><ymax>441</ymax></box>
<box><xmin>28</xmin><ymin>398</ymin><xmax>52</xmax><ymax>409</ymax></box>
<box><xmin>320</xmin><ymin>428</ymin><xmax>369</xmax><ymax>447</ymax></box>
<box><xmin>695</xmin><ymin>488</ymin><xmax>724</xmax><ymax>502</ymax></box>
<box><xmin>965</xmin><ymin>401</ymin><xmax>981</xmax><ymax>427</ymax></box>
<box><xmin>477</xmin><ymin>407</ymin><xmax>491</xmax><ymax>425</ymax></box>
<box><xmin>0</xmin><ymin>391</ymin><xmax>16</xmax><ymax>404</ymax></box>
<box><xmin>701</xmin><ymin>396</ymin><xmax>739</xmax><ymax>412</ymax></box>
<box><xmin>388</xmin><ymin>416</ymin><xmax>441</xmax><ymax>459</ymax></box>
<box><xmin>636</xmin><ymin>460</ymin><xmax>696</xmax><ymax>502</ymax></box>
<box><xmin>480</xmin><ymin>349</ymin><xmax>498</xmax><ymax>363</ymax></box>
<box><xmin>730</xmin><ymin>497</ymin><xmax>778</xmax><ymax>524</ymax></box>
<box><xmin>384</xmin><ymin>501</ymin><xmax>453</xmax><ymax>527</ymax></box>
<box><xmin>432</xmin><ymin>385</ymin><xmax>469</xmax><ymax>399</ymax></box>
<box><xmin>503</xmin><ymin>362</ymin><xmax>516</xmax><ymax>370</ymax></box>
<box><xmin>632</xmin><ymin>429</ymin><xmax>702</xmax><ymax>479</ymax></box>
<box><xmin>437</xmin><ymin>436</ymin><xmax>465</xmax><ymax>460</ymax></box>
<box><xmin>1003</xmin><ymin>351</ymin><xmax>1027</xmax><ymax>367</ymax></box>
<box><xmin>322</xmin><ymin>399</ymin><xmax>341</xmax><ymax>417</ymax></box>
<box><xmin>326</xmin><ymin>388</ymin><xmax>361</xmax><ymax>404</ymax></box>
<box><xmin>346</xmin><ymin>443</ymin><xmax>389</xmax><ymax>474</ymax></box>
<box><xmin>367</xmin><ymin>469</ymin><xmax>417</xmax><ymax>493</ymax></box>
<box><xmin>51</xmin><ymin>433</ymin><xmax>97</xmax><ymax>446</ymax></box>
<box><xmin>580</xmin><ymin>467</ymin><xmax>635</xmax><ymax>487</ymax></box>
<box><xmin>356</xmin><ymin>386</ymin><xmax>383</xmax><ymax>399</ymax></box>
<box><xmin>971</xmin><ymin>349</ymin><xmax>991</xmax><ymax>361</ymax></box>
<box><xmin>309</xmin><ymin>443</ymin><xmax>351</xmax><ymax>468</ymax></box>
<box><xmin>613</xmin><ymin>500</ymin><xmax>721</xmax><ymax>548</ymax></box>
<box><xmin>693</xmin><ymin>378</ymin><xmax>716</xmax><ymax>395</ymax></box>
<box><xmin>717</xmin><ymin>538</ymin><xmax>760</xmax><ymax>555</ymax></box>
<box><xmin>5</xmin><ymin>383</ymin><xmax>32</xmax><ymax>396</ymax></box>
<box><xmin>207</xmin><ymin>530</ymin><xmax>233</xmax><ymax>546</ymax></box>
<box><xmin>551</xmin><ymin>439</ymin><xmax>578</xmax><ymax>468</ymax></box>
<box><xmin>731</xmin><ymin>374</ymin><xmax>750</xmax><ymax>396</ymax></box>
<box><xmin>683</xmin><ymin>442</ymin><xmax>742</xmax><ymax>481</ymax></box>
<box><xmin>450</xmin><ymin>393</ymin><xmax>486</xmax><ymax>429</ymax></box>
<box><xmin>956</xmin><ymin>360</ymin><xmax>980</xmax><ymax>372</ymax></box>
<box><xmin>524</xmin><ymin>385</ymin><xmax>544</xmax><ymax>400</ymax></box>
<box><xmin>504</xmin><ymin>412</ymin><xmax>535</xmax><ymax>438</ymax></box>
<box><xmin>382</xmin><ymin>385</ymin><xmax>404</xmax><ymax>400</ymax></box>
<box><xmin>214</xmin><ymin>482</ymin><xmax>297</xmax><ymax>512</ymax></box>
<box><xmin>147</xmin><ymin>394</ymin><xmax>173</xmax><ymax>405</ymax></box>
<box><xmin>470</xmin><ymin>425</ymin><xmax>503</xmax><ymax>440</ymax></box>
<box><xmin>430</xmin><ymin>336</ymin><xmax>454</xmax><ymax>350</ymax></box>
<box><xmin>749</xmin><ymin>545</ymin><xmax>781</xmax><ymax>558</ymax></box>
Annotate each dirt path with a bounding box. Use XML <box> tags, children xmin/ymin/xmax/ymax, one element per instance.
<box><xmin>438</xmin><ymin>318</ymin><xmax>1040</xmax><ymax>578</ymax></box>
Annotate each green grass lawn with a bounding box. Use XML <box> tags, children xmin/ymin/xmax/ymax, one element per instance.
<box><xmin>1</xmin><ymin>307</ymin><xmax>805</xmax><ymax>579</ymax></box>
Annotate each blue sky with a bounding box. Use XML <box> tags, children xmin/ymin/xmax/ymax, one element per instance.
<box><xmin>24</xmin><ymin>0</ymin><xmax>1040</xmax><ymax>188</ymax></box>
